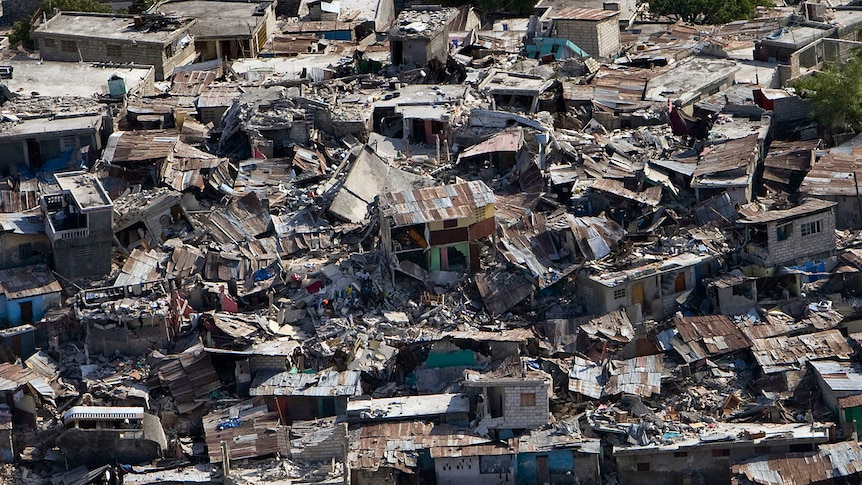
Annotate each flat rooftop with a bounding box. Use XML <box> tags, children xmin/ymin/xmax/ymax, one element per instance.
<box><xmin>54</xmin><ymin>171</ymin><xmax>113</xmax><ymax>210</ymax></box>
<box><xmin>154</xmin><ymin>0</ymin><xmax>272</xmax><ymax>38</ymax></box>
<box><xmin>34</xmin><ymin>12</ymin><xmax>192</xmax><ymax>43</ymax></box>
<box><xmin>3</xmin><ymin>60</ymin><xmax>152</xmax><ymax>98</ymax></box>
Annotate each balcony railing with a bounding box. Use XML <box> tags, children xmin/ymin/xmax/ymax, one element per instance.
<box><xmin>45</xmin><ymin>215</ymin><xmax>89</xmax><ymax>241</ymax></box>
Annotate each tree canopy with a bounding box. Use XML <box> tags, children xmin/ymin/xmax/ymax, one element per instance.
<box><xmin>643</xmin><ymin>0</ymin><xmax>768</xmax><ymax>24</ymax></box>
<box><xmin>792</xmin><ymin>51</ymin><xmax>862</xmax><ymax>137</ymax></box>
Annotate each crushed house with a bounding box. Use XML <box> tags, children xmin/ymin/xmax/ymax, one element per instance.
<box><xmin>32</xmin><ymin>13</ymin><xmax>196</xmax><ymax>81</ymax></box>
<box><xmin>379</xmin><ymin>180</ymin><xmax>496</xmax><ymax>277</ymax></box>
<box><xmin>801</xmin><ymin>145</ymin><xmax>862</xmax><ymax>229</ymax></box>
<box><xmin>389</xmin><ymin>6</ymin><xmax>458</xmax><ymax>67</ymax></box>
<box><xmin>56</xmin><ymin>406</ymin><xmax>167</xmax><ymax>466</ymax></box>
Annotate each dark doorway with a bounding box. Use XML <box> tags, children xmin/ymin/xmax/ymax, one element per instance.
<box><xmin>26</xmin><ymin>139</ymin><xmax>41</xmax><ymax>169</ymax></box>
<box><xmin>537</xmin><ymin>455</ymin><xmax>550</xmax><ymax>484</ymax></box>
<box><xmin>19</xmin><ymin>301</ymin><xmax>33</xmax><ymax>324</ymax></box>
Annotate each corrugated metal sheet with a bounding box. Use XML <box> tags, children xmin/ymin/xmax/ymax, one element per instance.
<box><xmin>0</xmin><ymin>264</ymin><xmax>62</xmax><ymax>300</ymax></box>
<box><xmin>204</xmin><ymin>402</ymin><xmax>282</xmax><ymax>462</ymax></box>
<box><xmin>459</xmin><ymin>128</ymin><xmax>523</xmax><ymax>160</ymax></box>
<box><xmin>0</xmin><ymin>362</ymin><xmax>55</xmax><ymax>400</ymax></box>
<box><xmin>737</xmin><ymin>198</ymin><xmax>836</xmax><ymax>224</ymax></box>
<box><xmin>694</xmin><ymin>134</ymin><xmax>759</xmax><ymax>177</ymax></box>
<box><xmin>553</xmin><ymin>6</ymin><xmax>618</xmax><ymax>20</ymax></box>
<box><xmin>568</xmin><ymin>356</ymin><xmax>603</xmax><ymax>399</ymax></box>
<box><xmin>604</xmin><ymin>354</ymin><xmax>662</xmax><ymax>397</ymax></box>
<box><xmin>732</xmin><ymin>440</ymin><xmax>862</xmax><ymax>485</ymax></box>
<box><xmin>380</xmin><ymin>180</ymin><xmax>495</xmax><ymax>227</ymax></box>
<box><xmin>801</xmin><ymin>145</ymin><xmax>862</xmax><ymax>197</ymax></box>
<box><xmin>590</xmin><ymin>178</ymin><xmax>662</xmax><ymax>206</ymax></box>
<box><xmin>155</xmin><ymin>343</ymin><xmax>221</xmax><ymax>405</ymax></box>
<box><xmin>104</xmin><ymin>130</ymin><xmax>178</xmax><ymax>164</ymax></box>
<box><xmin>751</xmin><ymin>329</ymin><xmax>853</xmax><ymax>374</ymax></box>
<box><xmin>672</xmin><ymin>314</ymin><xmax>752</xmax><ymax>360</ymax></box>
<box><xmin>171</xmin><ymin>70</ymin><xmax>217</xmax><ymax>96</ymax></box>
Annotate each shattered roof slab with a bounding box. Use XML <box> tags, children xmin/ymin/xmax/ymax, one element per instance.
<box><xmin>250</xmin><ymin>370</ymin><xmax>362</xmax><ymax>397</ymax></box>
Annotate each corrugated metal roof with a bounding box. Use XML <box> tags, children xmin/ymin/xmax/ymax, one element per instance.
<box><xmin>350</xmin><ymin>421</ymin><xmax>496</xmax><ymax>471</ymax></box>
<box><xmin>203</xmin><ymin>401</ymin><xmax>282</xmax><ymax>462</ymax></box>
<box><xmin>590</xmin><ymin>178</ymin><xmax>662</xmax><ymax>206</ymax></box>
<box><xmin>0</xmin><ymin>264</ymin><xmax>62</xmax><ymax>300</ymax></box>
<box><xmin>568</xmin><ymin>356</ymin><xmax>603</xmax><ymax>399</ymax></box>
<box><xmin>104</xmin><ymin>130</ymin><xmax>178</xmax><ymax>164</ymax></box>
<box><xmin>0</xmin><ymin>362</ymin><xmax>55</xmax><ymax>400</ymax></box>
<box><xmin>731</xmin><ymin>440</ymin><xmax>862</xmax><ymax>485</ymax></box>
<box><xmin>751</xmin><ymin>329</ymin><xmax>853</xmax><ymax>374</ymax></box>
<box><xmin>738</xmin><ymin>198</ymin><xmax>836</xmax><ymax>224</ymax></box>
<box><xmin>801</xmin><ymin>145</ymin><xmax>862</xmax><ymax>197</ymax></box>
<box><xmin>693</xmin><ymin>134</ymin><xmax>759</xmax><ymax>177</ymax></box>
<box><xmin>459</xmin><ymin>128</ymin><xmax>523</xmax><ymax>160</ymax></box>
<box><xmin>553</xmin><ymin>6</ymin><xmax>618</xmax><ymax>20</ymax></box>
<box><xmin>808</xmin><ymin>360</ymin><xmax>862</xmax><ymax>393</ymax></box>
<box><xmin>155</xmin><ymin>343</ymin><xmax>221</xmax><ymax>405</ymax></box>
<box><xmin>604</xmin><ymin>354</ymin><xmax>663</xmax><ymax>397</ymax></box>
<box><xmin>380</xmin><ymin>180</ymin><xmax>495</xmax><ymax>227</ymax></box>
<box><xmin>671</xmin><ymin>314</ymin><xmax>752</xmax><ymax>362</ymax></box>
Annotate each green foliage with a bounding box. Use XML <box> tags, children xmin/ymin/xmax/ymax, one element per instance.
<box><xmin>9</xmin><ymin>20</ymin><xmax>33</xmax><ymax>49</ymax></box>
<box><xmin>643</xmin><ymin>0</ymin><xmax>769</xmax><ymax>24</ymax></box>
<box><xmin>792</xmin><ymin>51</ymin><xmax>862</xmax><ymax>136</ymax></box>
<box><xmin>40</xmin><ymin>0</ymin><xmax>112</xmax><ymax>13</ymax></box>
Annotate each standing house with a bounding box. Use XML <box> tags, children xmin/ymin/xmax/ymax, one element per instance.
<box><xmin>379</xmin><ymin>180</ymin><xmax>496</xmax><ymax>276</ymax></box>
<box><xmin>738</xmin><ymin>198</ymin><xmax>836</xmax><ymax>268</ymax></box>
<box><xmin>41</xmin><ymin>171</ymin><xmax>114</xmax><ymax>280</ymax></box>
<box><xmin>0</xmin><ymin>265</ymin><xmax>61</xmax><ymax>327</ymax></box>
<box><xmin>462</xmin><ymin>377</ymin><xmax>550</xmax><ymax>432</ymax></box>
<box><xmin>153</xmin><ymin>0</ymin><xmax>277</xmax><ymax>61</ymax></box>
<box><xmin>576</xmin><ymin>252</ymin><xmax>717</xmax><ymax>322</ymax></box>
<box><xmin>32</xmin><ymin>13</ymin><xmax>196</xmax><ymax>80</ymax></box>
<box><xmin>550</xmin><ymin>7</ymin><xmax>620</xmax><ymax>58</ymax></box>
<box><xmin>808</xmin><ymin>360</ymin><xmax>862</xmax><ymax>437</ymax></box>
<box><xmin>0</xmin><ymin>110</ymin><xmax>111</xmax><ymax>176</ymax></box>
<box><xmin>389</xmin><ymin>6</ymin><xmax>458</xmax><ymax>67</ymax></box>
<box><xmin>0</xmin><ymin>212</ymin><xmax>51</xmax><ymax>270</ymax></box>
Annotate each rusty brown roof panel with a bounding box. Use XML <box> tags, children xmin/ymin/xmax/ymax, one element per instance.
<box><xmin>693</xmin><ymin>134</ymin><xmax>759</xmax><ymax>177</ymax></box>
<box><xmin>380</xmin><ymin>180</ymin><xmax>495</xmax><ymax>227</ymax></box>
<box><xmin>553</xmin><ymin>6</ymin><xmax>618</xmax><ymax>20</ymax></box>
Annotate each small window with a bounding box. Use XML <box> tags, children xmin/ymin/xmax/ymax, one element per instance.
<box><xmin>789</xmin><ymin>443</ymin><xmax>813</xmax><ymax>453</ymax></box>
<box><xmin>164</xmin><ymin>44</ymin><xmax>174</xmax><ymax>58</ymax></box>
<box><xmin>800</xmin><ymin>220</ymin><xmax>822</xmax><ymax>237</ymax></box>
<box><xmin>712</xmin><ymin>449</ymin><xmax>730</xmax><ymax>457</ymax></box>
<box><xmin>105</xmin><ymin>44</ymin><xmax>122</xmax><ymax>57</ymax></box>
<box><xmin>61</xmin><ymin>40</ymin><xmax>77</xmax><ymax>53</ymax></box>
<box><xmin>60</xmin><ymin>134</ymin><xmax>77</xmax><ymax>151</ymax></box>
<box><xmin>754</xmin><ymin>446</ymin><xmax>771</xmax><ymax>454</ymax></box>
<box><xmin>42</xmin><ymin>38</ymin><xmax>55</xmax><ymax>48</ymax></box>
<box><xmin>443</xmin><ymin>219</ymin><xmax>458</xmax><ymax>228</ymax></box>
<box><xmin>520</xmin><ymin>393</ymin><xmax>536</xmax><ymax>407</ymax></box>
<box><xmin>637</xmin><ymin>462</ymin><xmax>650</xmax><ymax>471</ymax></box>
<box><xmin>776</xmin><ymin>223</ymin><xmax>792</xmax><ymax>241</ymax></box>
<box><xmin>673</xmin><ymin>451</ymin><xmax>688</xmax><ymax>457</ymax></box>
<box><xmin>613</xmin><ymin>287</ymin><xmax>627</xmax><ymax>300</ymax></box>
